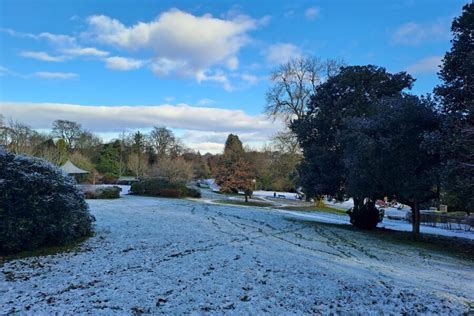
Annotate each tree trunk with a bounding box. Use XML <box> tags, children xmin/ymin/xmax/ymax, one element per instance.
<box><xmin>245</xmin><ymin>194</ymin><xmax>248</xmax><ymax>202</ymax></box>
<box><xmin>412</xmin><ymin>201</ymin><xmax>420</xmax><ymax>240</ymax></box>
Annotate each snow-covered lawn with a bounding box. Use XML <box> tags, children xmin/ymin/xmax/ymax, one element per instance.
<box><xmin>1</xmin><ymin>195</ymin><xmax>473</xmax><ymax>314</ymax></box>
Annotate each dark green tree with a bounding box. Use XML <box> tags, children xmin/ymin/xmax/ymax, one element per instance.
<box><xmin>292</xmin><ymin>65</ymin><xmax>414</xmax><ymax>228</ymax></box>
<box><xmin>435</xmin><ymin>3</ymin><xmax>474</xmax><ymax>213</ymax></box>
<box><xmin>345</xmin><ymin>95</ymin><xmax>441</xmax><ymax>237</ymax></box>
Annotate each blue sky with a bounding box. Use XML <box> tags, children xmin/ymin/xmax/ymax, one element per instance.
<box><xmin>0</xmin><ymin>0</ymin><xmax>468</xmax><ymax>152</ymax></box>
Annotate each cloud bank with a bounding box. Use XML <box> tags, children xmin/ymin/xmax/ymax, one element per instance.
<box><xmin>0</xmin><ymin>102</ymin><xmax>282</xmax><ymax>153</ymax></box>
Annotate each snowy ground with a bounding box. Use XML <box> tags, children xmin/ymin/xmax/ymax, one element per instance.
<box><xmin>1</xmin><ymin>195</ymin><xmax>473</xmax><ymax>314</ymax></box>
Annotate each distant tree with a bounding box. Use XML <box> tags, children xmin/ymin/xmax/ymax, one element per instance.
<box><xmin>216</xmin><ymin>134</ymin><xmax>255</xmax><ymax>202</ymax></box>
<box><xmin>435</xmin><ymin>3</ymin><xmax>474</xmax><ymax>212</ymax></box>
<box><xmin>0</xmin><ymin>114</ymin><xmax>7</xmax><ymax>146</ymax></box>
<box><xmin>128</xmin><ymin>152</ymin><xmax>148</xmax><ymax>179</ymax></box>
<box><xmin>75</xmin><ymin>131</ymin><xmax>101</xmax><ymax>153</ymax></box>
<box><xmin>149</xmin><ymin>127</ymin><xmax>177</xmax><ymax>160</ymax></box>
<box><xmin>96</xmin><ymin>141</ymin><xmax>121</xmax><ymax>175</ymax></box>
<box><xmin>52</xmin><ymin>120</ymin><xmax>83</xmax><ymax>149</ymax></box>
<box><xmin>271</xmin><ymin>129</ymin><xmax>300</xmax><ymax>154</ymax></box>
<box><xmin>266</xmin><ymin>57</ymin><xmax>342</xmax><ymax>122</ymax></box>
<box><xmin>192</xmin><ymin>152</ymin><xmax>211</xmax><ymax>179</ymax></box>
<box><xmin>6</xmin><ymin>120</ymin><xmax>36</xmax><ymax>155</ymax></box>
<box><xmin>152</xmin><ymin>157</ymin><xmax>193</xmax><ymax>184</ymax></box>
<box><xmin>132</xmin><ymin>131</ymin><xmax>146</xmax><ymax>154</ymax></box>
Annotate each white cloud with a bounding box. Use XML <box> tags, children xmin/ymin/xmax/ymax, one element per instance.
<box><xmin>60</xmin><ymin>47</ymin><xmax>109</xmax><ymax>57</ymax></box>
<box><xmin>392</xmin><ymin>20</ymin><xmax>450</xmax><ymax>45</ymax></box>
<box><xmin>105</xmin><ymin>56</ymin><xmax>145</xmax><ymax>71</ymax></box>
<box><xmin>240</xmin><ymin>73</ymin><xmax>260</xmax><ymax>85</ymax></box>
<box><xmin>20</xmin><ymin>51</ymin><xmax>65</xmax><ymax>62</ymax></box>
<box><xmin>0</xmin><ymin>102</ymin><xmax>281</xmax><ymax>134</ymax></box>
<box><xmin>85</xmin><ymin>9</ymin><xmax>258</xmax><ymax>78</ymax></box>
<box><xmin>305</xmin><ymin>7</ymin><xmax>320</xmax><ymax>21</ymax></box>
<box><xmin>1</xmin><ymin>102</ymin><xmax>282</xmax><ymax>153</ymax></box>
<box><xmin>406</xmin><ymin>56</ymin><xmax>442</xmax><ymax>74</ymax></box>
<box><xmin>32</xmin><ymin>72</ymin><xmax>78</xmax><ymax>80</ymax></box>
<box><xmin>264</xmin><ymin>43</ymin><xmax>301</xmax><ymax>65</ymax></box>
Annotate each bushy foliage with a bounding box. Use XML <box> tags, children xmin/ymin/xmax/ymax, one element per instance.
<box><xmin>130</xmin><ymin>178</ymin><xmax>201</xmax><ymax>198</ymax></box>
<box><xmin>0</xmin><ymin>149</ymin><xmax>94</xmax><ymax>255</ymax></box>
<box><xmin>348</xmin><ymin>201</ymin><xmax>383</xmax><ymax>230</ymax></box>
<box><xmin>84</xmin><ymin>186</ymin><xmax>121</xmax><ymax>199</ymax></box>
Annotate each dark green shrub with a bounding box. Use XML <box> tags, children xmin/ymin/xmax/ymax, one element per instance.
<box><xmin>84</xmin><ymin>186</ymin><xmax>121</xmax><ymax>199</ymax></box>
<box><xmin>185</xmin><ymin>187</ymin><xmax>202</xmax><ymax>198</ymax></box>
<box><xmin>0</xmin><ymin>149</ymin><xmax>94</xmax><ymax>255</ymax></box>
<box><xmin>158</xmin><ymin>188</ymin><xmax>181</xmax><ymax>198</ymax></box>
<box><xmin>130</xmin><ymin>178</ymin><xmax>201</xmax><ymax>198</ymax></box>
<box><xmin>103</xmin><ymin>173</ymin><xmax>118</xmax><ymax>184</ymax></box>
<box><xmin>347</xmin><ymin>201</ymin><xmax>382</xmax><ymax>230</ymax></box>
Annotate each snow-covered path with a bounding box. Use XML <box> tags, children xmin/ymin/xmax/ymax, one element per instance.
<box><xmin>1</xmin><ymin>195</ymin><xmax>473</xmax><ymax>314</ymax></box>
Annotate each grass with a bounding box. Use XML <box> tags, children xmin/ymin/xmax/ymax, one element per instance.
<box><xmin>0</xmin><ymin>233</ymin><xmax>94</xmax><ymax>264</ymax></box>
<box><xmin>215</xmin><ymin>199</ymin><xmax>275</xmax><ymax>208</ymax></box>
<box><xmin>279</xmin><ymin>204</ymin><xmax>348</xmax><ymax>216</ymax></box>
<box><xmin>288</xmin><ymin>218</ymin><xmax>474</xmax><ymax>262</ymax></box>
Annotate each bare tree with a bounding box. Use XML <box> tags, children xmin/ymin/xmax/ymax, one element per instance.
<box><xmin>148</xmin><ymin>127</ymin><xmax>177</xmax><ymax>160</ymax></box>
<box><xmin>152</xmin><ymin>158</ymin><xmax>193</xmax><ymax>183</ymax></box>
<box><xmin>127</xmin><ymin>153</ymin><xmax>148</xmax><ymax>178</ymax></box>
<box><xmin>51</xmin><ymin>120</ymin><xmax>83</xmax><ymax>149</ymax></box>
<box><xmin>271</xmin><ymin>129</ymin><xmax>301</xmax><ymax>154</ymax></box>
<box><xmin>265</xmin><ymin>56</ymin><xmax>342</xmax><ymax>122</ymax></box>
<box><xmin>0</xmin><ymin>114</ymin><xmax>8</xmax><ymax>146</ymax></box>
<box><xmin>7</xmin><ymin>120</ymin><xmax>35</xmax><ymax>155</ymax></box>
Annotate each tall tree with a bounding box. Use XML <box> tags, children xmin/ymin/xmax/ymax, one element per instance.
<box><xmin>344</xmin><ymin>95</ymin><xmax>441</xmax><ymax>237</ymax></box>
<box><xmin>215</xmin><ymin>134</ymin><xmax>255</xmax><ymax>202</ymax></box>
<box><xmin>51</xmin><ymin>120</ymin><xmax>83</xmax><ymax>149</ymax></box>
<box><xmin>149</xmin><ymin>127</ymin><xmax>177</xmax><ymax>160</ymax></box>
<box><xmin>292</xmin><ymin>65</ymin><xmax>414</xmax><ymax>226</ymax></box>
<box><xmin>435</xmin><ymin>3</ymin><xmax>474</xmax><ymax>213</ymax></box>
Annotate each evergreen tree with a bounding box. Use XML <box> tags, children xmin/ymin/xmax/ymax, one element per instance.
<box><xmin>435</xmin><ymin>3</ymin><xmax>474</xmax><ymax>213</ymax></box>
<box><xmin>292</xmin><ymin>65</ymin><xmax>414</xmax><ymax>228</ymax></box>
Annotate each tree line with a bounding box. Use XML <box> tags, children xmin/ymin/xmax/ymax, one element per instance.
<box><xmin>0</xmin><ymin>115</ymin><xmax>300</xmax><ymax>192</ymax></box>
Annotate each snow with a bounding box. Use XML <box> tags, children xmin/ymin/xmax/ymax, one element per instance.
<box><xmin>1</xmin><ymin>195</ymin><xmax>473</xmax><ymax>314</ymax></box>
<box><xmin>253</xmin><ymin>190</ymin><xmax>300</xmax><ymax>200</ymax></box>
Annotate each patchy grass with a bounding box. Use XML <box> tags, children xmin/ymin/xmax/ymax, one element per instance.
<box><xmin>214</xmin><ymin>199</ymin><xmax>275</xmax><ymax>208</ymax></box>
<box><xmin>279</xmin><ymin>204</ymin><xmax>348</xmax><ymax>216</ymax></box>
<box><xmin>288</xmin><ymin>218</ymin><xmax>474</xmax><ymax>262</ymax></box>
<box><xmin>0</xmin><ymin>233</ymin><xmax>94</xmax><ymax>264</ymax></box>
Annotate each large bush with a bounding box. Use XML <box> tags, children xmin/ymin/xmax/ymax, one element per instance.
<box><xmin>0</xmin><ymin>149</ymin><xmax>94</xmax><ymax>255</ymax></box>
<box><xmin>130</xmin><ymin>178</ymin><xmax>201</xmax><ymax>198</ymax></box>
<box><xmin>347</xmin><ymin>201</ymin><xmax>383</xmax><ymax>230</ymax></box>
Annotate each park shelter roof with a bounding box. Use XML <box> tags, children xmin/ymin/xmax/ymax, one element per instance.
<box><xmin>60</xmin><ymin>160</ymin><xmax>89</xmax><ymax>174</ymax></box>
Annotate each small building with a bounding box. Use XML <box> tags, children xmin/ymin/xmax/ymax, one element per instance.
<box><xmin>60</xmin><ymin>160</ymin><xmax>89</xmax><ymax>175</ymax></box>
<box><xmin>60</xmin><ymin>160</ymin><xmax>89</xmax><ymax>183</ymax></box>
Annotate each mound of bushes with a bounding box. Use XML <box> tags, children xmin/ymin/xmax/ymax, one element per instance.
<box><xmin>347</xmin><ymin>201</ymin><xmax>383</xmax><ymax>230</ymax></box>
<box><xmin>0</xmin><ymin>149</ymin><xmax>94</xmax><ymax>255</ymax></box>
<box><xmin>84</xmin><ymin>186</ymin><xmax>121</xmax><ymax>199</ymax></box>
<box><xmin>130</xmin><ymin>178</ymin><xmax>201</xmax><ymax>198</ymax></box>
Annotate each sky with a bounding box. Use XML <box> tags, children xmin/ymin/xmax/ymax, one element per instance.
<box><xmin>0</xmin><ymin>0</ymin><xmax>468</xmax><ymax>153</ymax></box>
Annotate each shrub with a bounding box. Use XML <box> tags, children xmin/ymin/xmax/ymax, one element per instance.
<box><xmin>347</xmin><ymin>201</ymin><xmax>383</xmax><ymax>230</ymax></box>
<box><xmin>130</xmin><ymin>178</ymin><xmax>201</xmax><ymax>199</ymax></box>
<box><xmin>103</xmin><ymin>173</ymin><xmax>118</xmax><ymax>184</ymax></box>
<box><xmin>185</xmin><ymin>187</ymin><xmax>202</xmax><ymax>198</ymax></box>
<box><xmin>0</xmin><ymin>149</ymin><xmax>94</xmax><ymax>255</ymax></box>
<box><xmin>84</xmin><ymin>186</ymin><xmax>121</xmax><ymax>199</ymax></box>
